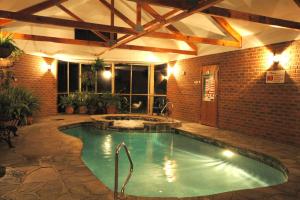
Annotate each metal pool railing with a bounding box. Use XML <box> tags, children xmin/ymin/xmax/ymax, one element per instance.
<box><xmin>114</xmin><ymin>142</ymin><xmax>134</xmax><ymax>200</ymax></box>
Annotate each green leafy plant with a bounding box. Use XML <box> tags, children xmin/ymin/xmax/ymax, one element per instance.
<box><xmin>91</xmin><ymin>58</ymin><xmax>105</xmax><ymax>72</ymax></box>
<box><xmin>0</xmin><ymin>32</ymin><xmax>23</xmax><ymax>58</ymax></box>
<box><xmin>0</xmin><ymin>86</ymin><xmax>39</xmax><ymax>123</ymax></box>
<box><xmin>59</xmin><ymin>94</ymin><xmax>76</xmax><ymax>108</ymax></box>
<box><xmin>74</xmin><ymin>92</ymin><xmax>88</xmax><ymax>107</ymax></box>
<box><xmin>101</xmin><ymin>93</ymin><xmax>121</xmax><ymax>109</ymax></box>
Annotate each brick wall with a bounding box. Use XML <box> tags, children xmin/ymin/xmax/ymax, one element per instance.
<box><xmin>167</xmin><ymin>40</ymin><xmax>300</xmax><ymax>145</ymax></box>
<box><xmin>13</xmin><ymin>54</ymin><xmax>57</xmax><ymax>117</ymax></box>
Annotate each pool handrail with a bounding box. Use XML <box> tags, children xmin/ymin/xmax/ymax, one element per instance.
<box><xmin>114</xmin><ymin>142</ymin><xmax>134</xmax><ymax>200</ymax></box>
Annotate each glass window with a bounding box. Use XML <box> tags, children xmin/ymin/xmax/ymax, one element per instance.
<box><xmin>57</xmin><ymin>61</ymin><xmax>68</xmax><ymax>93</ymax></box>
<box><xmin>69</xmin><ymin>62</ymin><xmax>79</xmax><ymax>92</ymax></box>
<box><xmin>81</xmin><ymin>64</ymin><xmax>95</xmax><ymax>92</ymax></box>
<box><xmin>132</xmin><ymin>65</ymin><xmax>148</xmax><ymax>94</ymax></box>
<box><xmin>131</xmin><ymin>95</ymin><xmax>148</xmax><ymax>113</ymax></box>
<box><xmin>154</xmin><ymin>64</ymin><xmax>167</xmax><ymax>95</ymax></box>
<box><xmin>115</xmin><ymin>64</ymin><xmax>131</xmax><ymax>94</ymax></box>
<box><xmin>97</xmin><ymin>65</ymin><xmax>112</xmax><ymax>93</ymax></box>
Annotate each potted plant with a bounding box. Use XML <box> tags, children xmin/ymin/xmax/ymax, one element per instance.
<box><xmin>59</xmin><ymin>94</ymin><xmax>75</xmax><ymax>114</ymax></box>
<box><xmin>102</xmin><ymin>93</ymin><xmax>121</xmax><ymax>114</ymax></box>
<box><xmin>0</xmin><ymin>32</ymin><xmax>23</xmax><ymax>59</ymax></box>
<box><xmin>86</xmin><ymin>93</ymin><xmax>102</xmax><ymax>114</ymax></box>
<box><xmin>74</xmin><ymin>92</ymin><xmax>88</xmax><ymax>114</ymax></box>
<box><xmin>91</xmin><ymin>58</ymin><xmax>105</xmax><ymax>72</ymax></box>
<box><xmin>23</xmin><ymin>91</ymin><xmax>39</xmax><ymax>125</ymax></box>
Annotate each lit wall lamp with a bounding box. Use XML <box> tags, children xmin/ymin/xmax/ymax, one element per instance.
<box><xmin>272</xmin><ymin>53</ymin><xmax>280</xmax><ymax>64</ymax></box>
<box><xmin>167</xmin><ymin>65</ymin><xmax>174</xmax><ymax>76</ymax></box>
<box><xmin>102</xmin><ymin>70</ymin><xmax>112</xmax><ymax>79</ymax></box>
<box><xmin>47</xmin><ymin>64</ymin><xmax>52</xmax><ymax>72</ymax></box>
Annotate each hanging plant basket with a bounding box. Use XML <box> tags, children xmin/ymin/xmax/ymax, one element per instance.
<box><xmin>0</xmin><ymin>46</ymin><xmax>13</xmax><ymax>58</ymax></box>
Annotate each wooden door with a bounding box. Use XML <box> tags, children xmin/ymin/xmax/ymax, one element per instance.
<box><xmin>201</xmin><ymin>65</ymin><xmax>218</xmax><ymax>127</ymax></box>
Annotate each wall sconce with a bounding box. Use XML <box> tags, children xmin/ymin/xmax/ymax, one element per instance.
<box><xmin>47</xmin><ymin>64</ymin><xmax>52</xmax><ymax>72</ymax></box>
<box><xmin>167</xmin><ymin>66</ymin><xmax>174</xmax><ymax>76</ymax></box>
<box><xmin>272</xmin><ymin>53</ymin><xmax>280</xmax><ymax>64</ymax></box>
<box><xmin>102</xmin><ymin>70</ymin><xmax>112</xmax><ymax>79</ymax></box>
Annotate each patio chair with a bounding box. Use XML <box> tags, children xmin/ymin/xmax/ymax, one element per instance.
<box><xmin>0</xmin><ymin>117</ymin><xmax>19</xmax><ymax>148</ymax></box>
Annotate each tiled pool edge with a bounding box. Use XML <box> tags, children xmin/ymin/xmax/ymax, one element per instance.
<box><xmin>58</xmin><ymin>120</ymin><xmax>294</xmax><ymax>200</ymax></box>
<box><xmin>175</xmin><ymin>129</ymin><xmax>289</xmax><ymax>178</ymax></box>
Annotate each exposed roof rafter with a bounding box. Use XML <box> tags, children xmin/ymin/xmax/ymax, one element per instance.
<box><xmin>57</xmin><ymin>4</ymin><xmax>110</xmax><ymax>42</ymax></box>
<box><xmin>4</xmin><ymin>31</ymin><xmax>197</xmax><ymax>55</ymax></box>
<box><xmin>211</xmin><ymin>16</ymin><xmax>242</xmax><ymax>42</ymax></box>
<box><xmin>0</xmin><ymin>0</ymin><xmax>68</xmax><ymax>26</ymax></box>
<box><xmin>0</xmin><ymin>9</ymin><xmax>138</xmax><ymax>34</ymax></box>
<box><xmin>141</xmin><ymin>3</ymin><xmax>198</xmax><ymax>51</ymax></box>
<box><xmin>98</xmin><ymin>0</ymin><xmax>224</xmax><ymax>55</ymax></box>
<box><xmin>128</xmin><ymin>0</ymin><xmax>300</xmax><ymax>30</ymax></box>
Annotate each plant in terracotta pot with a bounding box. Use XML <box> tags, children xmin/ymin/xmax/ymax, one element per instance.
<box><xmin>59</xmin><ymin>94</ymin><xmax>75</xmax><ymax>114</ymax></box>
<box><xmin>22</xmin><ymin>90</ymin><xmax>39</xmax><ymax>125</ymax></box>
<box><xmin>86</xmin><ymin>93</ymin><xmax>102</xmax><ymax>114</ymax></box>
<box><xmin>102</xmin><ymin>93</ymin><xmax>121</xmax><ymax>114</ymax></box>
<box><xmin>0</xmin><ymin>32</ymin><xmax>23</xmax><ymax>59</ymax></box>
<box><xmin>74</xmin><ymin>92</ymin><xmax>88</xmax><ymax>114</ymax></box>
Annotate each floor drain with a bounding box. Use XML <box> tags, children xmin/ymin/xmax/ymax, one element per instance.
<box><xmin>0</xmin><ymin>166</ymin><xmax>6</xmax><ymax>178</ymax></box>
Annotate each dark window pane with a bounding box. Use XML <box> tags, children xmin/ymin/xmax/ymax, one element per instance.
<box><xmin>132</xmin><ymin>65</ymin><xmax>148</xmax><ymax>94</ymax></box>
<box><xmin>81</xmin><ymin>64</ymin><xmax>95</xmax><ymax>92</ymax></box>
<box><xmin>115</xmin><ymin>64</ymin><xmax>131</xmax><ymax>94</ymax></box>
<box><xmin>97</xmin><ymin>65</ymin><xmax>112</xmax><ymax>93</ymax></box>
<box><xmin>153</xmin><ymin>96</ymin><xmax>167</xmax><ymax>114</ymax></box>
<box><xmin>131</xmin><ymin>95</ymin><xmax>148</xmax><ymax>113</ymax></box>
<box><xmin>57</xmin><ymin>61</ymin><xmax>68</xmax><ymax>93</ymax></box>
<box><xmin>154</xmin><ymin>64</ymin><xmax>167</xmax><ymax>95</ymax></box>
<box><xmin>69</xmin><ymin>62</ymin><xmax>79</xmax><ymax>92</ymax></box>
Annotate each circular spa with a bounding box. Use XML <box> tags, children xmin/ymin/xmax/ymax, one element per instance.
<box><xmin>91</xmin><ymin>114</ymin><xmax>181</xmax><ymax>131</ymax></box>
<box><xmin>61</xmin><ymin>123</ymin><xmax>288</xmax><ymax>198</ymax></box>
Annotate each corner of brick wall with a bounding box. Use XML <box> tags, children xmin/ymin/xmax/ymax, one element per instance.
<box><xmin>167</xmin><ymin>40</ymin><xmax>300</xmax><ymax>145</ymax></box>
<box><xmin>12</xmin><ymin>54</ymin><xmax>57</xmax><ymax>117</ymax></box>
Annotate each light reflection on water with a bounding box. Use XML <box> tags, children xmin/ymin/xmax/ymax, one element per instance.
<box><xmin>64</xmin><ymin>127</ymin><xmax>287</xmax><ymax>198</ymax></box>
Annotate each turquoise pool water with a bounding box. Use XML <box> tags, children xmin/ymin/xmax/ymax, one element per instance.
<box><xmin>63</xmin><ymin>126</ymin><xmax>287</xmax><ymax>198</ymax></box>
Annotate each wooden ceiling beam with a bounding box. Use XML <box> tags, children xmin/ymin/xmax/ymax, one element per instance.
<box><xmin>141</xmin><ymin>3</ymin><xmax>198</xmax><ymax>51</ymax></box>
<box><xmin>0</xmin><ymin>10</ymin><xmax>137</xmax><ymax>35</ymax></box>
<box><xmin>0</xmin><ymin>0</ymin><xmax>69</xmax><ymax>26</ymax></box>
<box><xmin>98</xmin><ymin>0</ymin><xmax>136</xmax><ymax>29</ymax></box>
<box><xmin>4</xmin><ymin>31</ymin><xmax>196</xmax><ymax>55</ymax></box>
<box><xmin>202</xmin><ymin>6</ymin><xmax>300</xmax><ymax>30</ymax></box>
<box><xmin>148</xmin><ymin>32</ymin><xmax>241</xmax><ymax>47</ymax></box>
<box><xmin>100</xmin><ymin>0</ymin><xmax>224</xmax><ymax>55</ymax></box>
<box><xmin>136</xmin><ymin>1</ymin><xmax>142</xmax><ymax>29</ymax></box>
<box><xmin>128</xmin><ymin>0</ymin><xmax>300</xmax><ymax>30</ymax></box>
<box><xmin>57</xmin><ymin>4</ymin><xmax>109</xmax><ymax>42</ymax></box>
<box><xmin>110</xmin><ymin>0</ymin><xmax>115</xmax><ymax>41</ymax></box>
<box><xmin>117</xmin><ymin>9</ymin><xmax>179</xmax><ymax>42</ymax></box>
<box><xmin>127</xmin><ymin>0</ymin><xmax>199</xmax><ymax>10</ymax></box>
<box><xmin>19</xmin><ymin>0</ymin><xmax>69</xmax><ymax>14</ymax></box>
<box><xmin>211</xmin><ymin>16</ymin><xmax>241</xmax><ymax>42</ymax></box>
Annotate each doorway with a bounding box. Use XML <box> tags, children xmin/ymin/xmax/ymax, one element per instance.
<box><xmin>201</xmin><ymin>65</ymin><xmax>219</xmax><ymax>127</ymax></box>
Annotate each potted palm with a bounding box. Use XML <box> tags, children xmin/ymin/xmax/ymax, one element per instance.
<box><xmin>102</xmin><ymin>93</ymin><xmax>120</xmax><ymax>114</ymax></box>
<box><xmin>74</xmin><ymin>92</ymin><xmax>88</xmax><ymax>114</ymax></box>
<box><xmin>59</xmin><ymin>94</ymin><xmax>75</xmax><ymax>114</ymax></box>
<box><xmin>86</xmin><ymin>93</ymin><xmax>102</xmax><ymax>114</ymax></box>
<box><xmin>0</xmin><ymin>32</ymin><xmax>23</xmax><ymax>58</ymax></box>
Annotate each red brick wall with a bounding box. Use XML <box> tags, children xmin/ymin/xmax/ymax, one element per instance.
<box><xmin>168</xmin><ymin>40</ymin><xmax>300</xmax><ymax>145</ymax></box>
<box><xmin>13</xmin><ymin>54</ymin><xmax>57</xmax><ymax>117</ymax></box>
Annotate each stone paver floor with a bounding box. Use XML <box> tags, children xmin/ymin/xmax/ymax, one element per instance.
<box><xmin>0</xmin><ymin>115</ymin><xmax>299</xmax><ymax>200</ymax></box>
